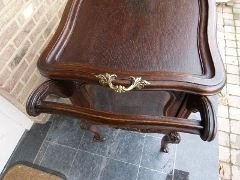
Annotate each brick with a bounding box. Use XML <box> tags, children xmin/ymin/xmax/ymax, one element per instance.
<box><xmin>224</xmin><ymin>25</ymin><xmax>235</xmax><ymax>33</ymax></box>
<box><xmin>234</xmin><ymin>3</ymin><xmax>240</xmax><ymax>9</ymax></box>
<box><xmin>226</xmin><ymin>2</ymin><xmax>234</xmax><ymax>6</ymax></box>
<box><xmin>217</xmin><ymin>5</ymin><xmax>223</xmax><ymax>13</ymax></box>
<box><xmin>235</xmin><ymin>19</ymin><xmax>240</xmax><ymax>26</ymax></box>
<box><xmin>234</xmin><ymin>13</ymin><xmax>240</xmax><ymax>20</ymax></box>
<box><xmin>231</xmin><ymin>120</ymin><xmax>240</xmax><ymax>134</ymax></box>
<box><xmin>219</xmin><ymin>146</ymin><xmax>230</xmax><ymax>162</ymax></box>
<box><xmin>221</xmin><ymin>85</ymin><xmax>227</xmax><ymax>95</ymax></box>
<box><xmin>227</xmin><ymin>84</ymin><xmax>240</xmax><ymax>96</ymax></box>
<box><xmin>227</xmin><ymin>64</ymin><xmax>239</xmax><ymax>75</ymax></box>
<box><xmin>227</xmin><ymin>74</ymin><xmax>240</xmax><ymax>85</ymax></box>
<box><xmin>229</xmin><ymin>95</ymin><xmax>240</xmax><ymax>108</ymax></box>
<box><xmin>0</xmin><ymin>0</ymin><xmax>24</xmax><ymax>30</ymax></box>
<box><xmin>29</xmin><ymin>17</ymin><xmax>48</xmax><ymax>43</ymax></box>
<box><xmin>218</xmin><ymin>117</ymin><xmax>230</xmax><ymax>133</ymax></box>
<box><xmin>58</xmin><ymin>4</ymin><xmax>66</xmax><ymax>19</ymax></box>
<box><xmin>236</xmin><ymin>33</ymin><xmax>240</xmax><ymax>41</ymax></box>
<box><xmin>224</xmin><ymin>19</ymin><xmax>235</xmax><ymax>26</ymax></box>
<box><xmin>26</xmin><ymin>35</ymin><xmax>45</xmax><ymax>62</ymax></box>
<box><xmin>0</xmin><ymin>44</ymin><xmax>16</xmax><ymax>71</ymax></box>
<box><xmin>230</xmin><ymin>134</ymin><xmax>240</xmax><ymax>149</ymax></box>
<box><xmin>226</xmin><ymin>47</ymin><xmax>238</xmax><ymax>56</ymax></box>
<box><xmin>237</xmin><ymin>40</ymin><xmax>240</xmax><ymax>48</ymax></box>
<box><xmin>0</xmin><ymin>2</ymin><xmax>4</xmax><ymax>11</ymax></box>
<box><xmin>3</xmin><ymin>61</ymin><xmax>28</xmax><ymax>93</ymax></box>
<box><xmin>18</xmin><ymin>0</ymin><xmax>39</xmax><ymax>25</ymax></box>
<box><xmin>219</xmin><ymin>131</ymin><xmax>230</xmax><ymax>147</ymax></box>
<box><xmin>218</xmin><ymin>39</ymin><xmax>226</xmax><ymax>48</ymax></box>
<box><xmin>231</xmin><ymin>149</ymin><xmax>240</xmax><ymax>166</ymax></box>
<box><xmin>218</xmin><ymin>31</ymin><xmax>225</xmax><ymax>39</ymax></box>
<box><xmin>21</xmin><ymin>61</ymin><xmax>37</xmax><ymax>83</ymax></box>
<box><xmin>13</xmin><ymin>19</ymin><xmax>35</xmax><ymax>47</ymax></box>
<box><xmin>9</xmin><ymin>41</ymin><xmax>31</xmax><ymax>70</ymax></box>
<box><xmin>223</xmin><ymin>6</ymin><xmax>233</xmax><ymax>13</ymax></box>
<box><xmin>218</xmin><ymin>46</ymin><xmax>225</xmax><ymax>55</ymax></box>
<box><xmin>225</xmin><ymin>32</ymin><xmax>236</xmax><ymax>40</ymax></box>
<box><xmin>43</xmin><ymin>16</ymin><xmax>58</xmax><ymax>39</ymax></box>
<box><xmin>232</xmin><ymin>166</ymin><xmax>240</xmax><ymax>180</ymax></box>
<box><xmin>229</xmin><ymin>107</ymin><xmax>240</xmax><ymax>120</ymax></box>
<box><xmin>0</xmin><ymin>68</ymin><xmax>11</xmax><ymax>86</ymax></box>
<box><xmin>226</xmin><ymin>40</ymin><xmax>236</xmax><ymax>48</ymax></box>
<box><xmin>219</xmin><ymin>162</ymin><xmax>231</xmax><ymax>180</ymax></box>
<box><xmin>218</xmin><ymin>18</ymin><xmax>224</xmax><ymax>26</ymax></box>
<box><xmin>217</xmin><ymin>24</ymin><xmax>224</xmax><ymax>33</ymax></box>
<box><xmin>234</xmin><ymin>8</ymin><xmax>240</xmax><ymax>14</ymax></box>
<box><xmin>221</xmin><ymin>54</ymin><xmax>226</xmax><ymax>63</ymax></box>
<box><xmin>223</xmin><ymin>13</ymin><xmax>234</xmax><ymax>20</ymax></box>
<box><xmin>11</xmin><ymin>82</ymin><xmax>24</xmax><ymax>98</ymax></box>
<box><xmin>33</xmin><ymin>4</ymin><xmax>47</xmax><ymax>22</ymax></box>
<box><xmin>236</xmin><ymin>27</ymin><xmax>240</xmax><ymax>34</ymax></box>
<box><xmin>218</xmin><ymin>105</ymin><xmax>229</xmax><ymax>118</ymax></box>
<box><xmin>0</xmin><ymin>21</ymin><xmax>19</xmax><ymax>50</ymax></box>
<box><xmin>226</xmin><ymin>55</ymin><xmax>238</xmax><ymax>65</ymax></box>
<box><xmin>18</xmin><ymin>73</ymin><xmax>38</xmax><ymax>104</ymax></box>
<box><xmin>46</xmin><ymin>1</ymin><xmax>61</xmax><ymax>21</ymax></box>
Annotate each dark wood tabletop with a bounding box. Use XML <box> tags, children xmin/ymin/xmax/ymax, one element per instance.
<box><xmin>37</xmin><ymin>0</ymin><xmax>226</xmax><ymax>95</ymax></box>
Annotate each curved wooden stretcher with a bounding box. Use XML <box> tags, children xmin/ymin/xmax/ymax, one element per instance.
<box><xmin>26</xmin><ymin>0</ymin><xmax>226</xmax><ymax>153</ymax></box>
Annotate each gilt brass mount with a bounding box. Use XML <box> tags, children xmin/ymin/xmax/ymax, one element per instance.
<box><xmin>95</xmin><ymin>73</ymin><xmax>150</xmax><ymax>93</ymax></box>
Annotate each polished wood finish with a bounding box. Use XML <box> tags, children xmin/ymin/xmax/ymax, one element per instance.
<box><xmin>27</xmin><ymin>0</ymin><xmax>226</xmax><ymax>152</ymax></box>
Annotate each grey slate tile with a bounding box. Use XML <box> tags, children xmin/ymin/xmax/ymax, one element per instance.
<box><xmin>79</xmin><ymin>125</ymin><xmax>115</xmax><ymax>156</ymax></box>
<box><xmin>34</xmin><ymin>141</ymin><xmax>50</xmax><ymax>165</ymax></box>
<box><xmin>40</xmin><ymin>143</ymin><xmax>77</xmax><ymax>176</ymax></box>
<box><xmin>140</xmin><ymin>136</ymin><xmax>176</xmax><ymax>174</ymax></box>
<box><xmin>137</xmin><ymin>167</ymin><xmax>172</xmax><ymax>180</ymax></box>
<box><xmin>101</xmin><ymin>159</ymin><xmax>138</xmax><ymax>180</ymax></box>
<box><xmin>68</xmin><ymin>150</ymin><xmax>106</xmax><ymax>180</ymax></box>
<box><xmin>174</xmin><ymin>133</ymin><xmax>219</xmax><ymax>180</ymax></box>
<box><xmin>45</xmin><ymin>115</ymin><xmax>63</xmax><ymax>141</ymax></box>
<box><xmin>108</xmin><ymin>130</ymin><xmax>145</xmax><ymax>165</ymax></box>
<box><xmin>47</xmin><ymin>117</ymin><xmax>84</xmax><ymax>148</ymax></box>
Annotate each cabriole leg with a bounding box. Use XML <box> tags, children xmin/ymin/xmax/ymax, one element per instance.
<box><xmin>80</xmin><ymin>121</ymin><xmax>105</xmax><ymax>142</ymax></box>
<box><xmin>160</xmin><ymin>132</ymin><xmax>181</xmax><ymax>153</ymax></box>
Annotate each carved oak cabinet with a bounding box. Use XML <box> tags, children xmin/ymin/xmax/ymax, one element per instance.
<box><xmin>27</xmin><ymin>0</ymin><xmax>226</xmax><ymax>153</ymax></box>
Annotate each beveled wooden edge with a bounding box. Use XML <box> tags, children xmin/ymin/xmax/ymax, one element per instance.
<box><xmin>26</xmin><ymin>80</ymin><xmax>217</xmax><ymax>142</ymax></box>
<box><xmin>36</xmin><ymin>101</ymin><xmax>203</xmax><ymax>135</ymax></box>
<box><xmin>37</xmin><ymin>0</ymin><xmax>226</xmax><ymax>95</ymax></box>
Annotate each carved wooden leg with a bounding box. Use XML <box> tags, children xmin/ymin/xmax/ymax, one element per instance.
<box><xmin>160</xmin><ymin>132</ymin><xmax>181</xmax><ymax>153</ymax></box>
<box><xmin>80</xmin><ymin>121</ymin><xmax>105</xmax><ymax>142</ymax></box>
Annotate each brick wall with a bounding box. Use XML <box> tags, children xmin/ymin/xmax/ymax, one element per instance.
<box><xmin>0</xmin><ymin>0</ymin><xmax>68</xmax><ymax>123</ymax></box>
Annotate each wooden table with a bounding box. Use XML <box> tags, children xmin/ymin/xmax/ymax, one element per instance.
<box><xmin>27</xmin><ymin>0</ymin><xmax>226</xmax><ymax>153</ymax></box>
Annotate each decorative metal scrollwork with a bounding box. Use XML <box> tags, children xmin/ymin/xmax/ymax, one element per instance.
<box><xmin>95</xmin><ymin>73</ymin><xmax>150</xmax><ymax>93</ymax></box>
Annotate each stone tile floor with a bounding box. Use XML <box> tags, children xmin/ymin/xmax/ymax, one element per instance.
<box><xmin>1</xmin><ymin>111</ymin><xmax>219</xmax><ymax>180</ymax></box>
<box><xmin>217</xmin><ymin>1</ymin><xmax>240</xmax><ymax>180</ymax></box>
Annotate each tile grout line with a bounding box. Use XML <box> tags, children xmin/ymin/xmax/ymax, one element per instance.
<box><xmin>34</xmin><ymin>117</ymin><xmax>64</xmax><ymax>165</ymax></box>
<box><xmin>66</xmin><ymin>130</ymin><xmax>86</xmax><ymax>177</ymax></box>
<box><xmin>135</xmin><ymin>134</ymin><xmax>147</xmax><ymax>180</ymax></box>
<box><xmin>99</xmin><ymin>129</ymin><xmax>117</xmax><ymax>180</ymax></box>
<box><xmin>171</xmin><ymin>144</ymin><xmax>178</xmax><ymax>180</ymax></box>
<box><xmin>33</xmin><ymin>120</ymin><xmax>56</xmax><ymax>164</ymax></box>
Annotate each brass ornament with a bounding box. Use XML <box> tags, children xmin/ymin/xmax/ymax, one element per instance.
<box><xmin>95</xmin><ymin>73</ymin><xmax>150</xmax><ymax>93</ymax></box>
